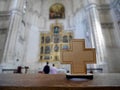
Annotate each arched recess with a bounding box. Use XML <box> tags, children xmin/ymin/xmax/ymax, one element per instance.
<box><xmin>49</xmin><ymin>3</ymin><xmax>65</xmax><ymax>19</ymax></box>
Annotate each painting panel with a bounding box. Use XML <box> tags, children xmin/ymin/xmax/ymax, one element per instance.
<box><xmin>44</xmin><ymin>56</ymin><xmax>50</xmax><ymax>60</ymax></box>
<box><xmin>54</xmin><ymin>35</ymin><xmax>59</xmax><ymax>43</ymax></box>
<box><xmin>54</xmin><ymin>26</ymin><xmax>59</xmax><ymax>34</ymax></box>
<box><xmin>45</xmin><ymin>46</ymin><xmax>50</xmax><ymax>54</ymax></box>
<box><xmin>63</xmin><ymin>35</ymin><xmax>68</xmax><ymax>43</ymax></box>
<box><xmin>45</xmin><ymin>36</ymin><xmax>50</xmax><ymax>43</ymax></box>
<box><xmin>62</xmin><ymin>45</ymin><xmax>69</xmax><ymax>50</ymax></box>
<box><xmin>49</xmin><ymin>3</ymin><xmax>65</xmax><ymax>19</ymax></box>
<box><xmin>54</xmin><ymin>44</ymin><xmax>59</xmax><ymax>52</ymax></box>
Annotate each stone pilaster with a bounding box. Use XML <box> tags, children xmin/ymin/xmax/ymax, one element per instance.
<box><xmin>110</xmin><ymin>0</ymin><xmax>120</xmax><ymax>47</ymax></box>
<box><xmin>2</xmin><ymin>0</ymin><xmax>25</xmax><ymax>65</ymax></box>
<box><xmin>85</xmin><ymin>3</ymin><xmax>105</xmax><ymax>64</ymax></box>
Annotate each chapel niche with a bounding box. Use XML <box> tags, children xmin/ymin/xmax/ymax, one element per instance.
<box><xmin>40</xmin><ymin>22</ymin><xmax>73</xmax><ymax>62</ymax></box>
<box><xmin>49</xmin><ymin>3</ymin><xmax>65</xmax><ymax>19</ymax></box>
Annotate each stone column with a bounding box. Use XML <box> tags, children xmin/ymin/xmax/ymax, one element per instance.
<box><xmin>2</xmin><ymin>0</ymin><xmax>25</xmax><ymax>65</ymax></box>
<box><xmin>85</xmin><ymin>0</ymin><xmax>105</xmax><ymax>64</ymax></box>
<box><xmin>110</xmin><ymin>0</ymin><xmax>120</xmax><ymax>47</ymax></box>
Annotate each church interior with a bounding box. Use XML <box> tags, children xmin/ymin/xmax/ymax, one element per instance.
<box><xmin>0</xmin><ymin>0</ymin><xmax>120</xmax><ymax>89</ymax></box>
<box><xmin>0</xmin><ymin>0</ymin><xmax>120</xmax><ymax>74</ymax></box>
<box><xmin>0</xmin><ymin>0</ymin><xmax>120</xmax><ymax>73</ymax></box>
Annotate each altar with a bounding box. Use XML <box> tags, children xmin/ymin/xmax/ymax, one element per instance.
<box><xmin>0</xmin><ymin>73</ymin><xmax>120</xmax><ymax>90</ymax></box>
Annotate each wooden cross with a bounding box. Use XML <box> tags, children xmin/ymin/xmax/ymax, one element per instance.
<box><xmin>61</xmin><ymin>39</ymin><xmax>96</xmax><ymax>74</ymax></box>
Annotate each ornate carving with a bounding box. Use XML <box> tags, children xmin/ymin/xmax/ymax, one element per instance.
<box><xmin>49</xmin><ymin>3</ymin><xmax>65</xmax><ymax>19</ymax></box>
<box><xmin>63</xmin><ymin>35</ymin><xmax>68</xmax><ymax>43</ymax></box>
<box><xmin>45</xmin><ymin>46</ymin><xmax>50</xmax><ymax>54</ymax></box>
<box><xmin>54</xmin><ymin>44</ymin><xmax>59</xmax><ymax>52</ymax></box>
<box><xmin>45</xmin><ymin>36</ymin><xmax>50</xmax><ymax>43</ymax></box>
<box><xmin>40</xmin><ymin>22</ymin><xmax>73</xmax><ymax>62</ymax></box>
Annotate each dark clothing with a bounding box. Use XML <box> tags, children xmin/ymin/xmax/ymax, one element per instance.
<box><xmin>14</xmin><ymin>66</ymin><xmax>22</xmax><ymax>73</ymax></box>
<box><xmin>43</xmin><ymin>65</ymin><xmax>50</xmax><ymax>74</ymax></box>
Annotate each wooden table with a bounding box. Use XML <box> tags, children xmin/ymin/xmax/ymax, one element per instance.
<box><xmin>0</xmin><ymin>73</ymin><xmax>120</xmax><ymax>90</ymax></box>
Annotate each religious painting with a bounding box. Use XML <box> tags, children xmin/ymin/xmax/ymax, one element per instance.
<box><xmin>44</xmin><ymin>56</ymin><xmax>50</xmax><ymax>60</ymax></box>
<box><xmin>45</xmin><ymin>36</ymin><xmax>50</xmax><ymax>43</ymax></box>
<box><xmin>40</xmin><ymin>22</ymin><xmax>74</xmax><ymax>62</ymax></box>
<box><xmin>63</xmin><ymin>35</ymin><xmax>68</xmax><ymax>43</ymax></box>
<box><xmin>54</xmin><ymin>26</ymin><xmax>59</xmax><ymax>34</ymax></box>
<box><xmin>54</xmin><ymin>44</ymin><xmax>59</xmax><ymax>52</ymax></box>
<box><xmin>49</xmin><ymin>3</ymin><xmax>65</xmax><ymax>19</ymax></box>
<box><xmin>45</xmin><ymin>46</ymin><xmax>50</xmax><ymax>54</ymax></box>
<box><xmin>54</xmin><ymin>35</ymin><xmax>59</xmax><ymax>43</ymax></box>
<box><xmin>62</xmin><ymin>45</ymin><xmax>69</xmax><ymax>50</ymax></box>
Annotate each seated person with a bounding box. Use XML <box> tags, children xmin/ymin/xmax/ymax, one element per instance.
<box><xmin>50</xmin><ymin>64</ymin><xmax>58</xmax><ymax>74</ymax></box>
<box><xmin>43</xmin><ymin>61</ymin><xmax>50</xmax><ymax>74</ymax></box>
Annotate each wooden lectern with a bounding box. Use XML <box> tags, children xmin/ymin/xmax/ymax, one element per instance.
<box><xmin>60</xmin><ymin>39</ymin><xmax>96</xmax><ymax>79</ymax></box>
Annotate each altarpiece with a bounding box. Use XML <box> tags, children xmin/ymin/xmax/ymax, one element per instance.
<box><xmin>40</xmin><ymin>22</ymin><xmax>73</xmax><ymax>62</ymax></box>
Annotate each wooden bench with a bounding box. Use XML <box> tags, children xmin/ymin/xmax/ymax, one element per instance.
<box><xmin>87</xmin><ymin>68</ymin><xmax>103</xmax><ymax>71</ymax></box>
<box><xmin>2</xmin><ymin>69</ymin><xmax>17</xmax><ymax>73</ymax></box>
<box><xmin>87</xmin><ymin>68</ymin><xmax>103</xmax><ymax>73</ymax></box>
<box><xmin>2</xmin><ymin>66</ymin><xmax>22</xmax><ymax>73</ymax></box>
<box><xmin>2</xmin><ymin>66</ymin><xmax>29</xmax><ymax>74</ymax></box>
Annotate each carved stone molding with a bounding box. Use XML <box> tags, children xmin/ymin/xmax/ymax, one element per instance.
<box><xmin>28</xmin><ymin>9</ymin><xmax>41</xmax><ymax>17</ymax></box>
<box><xmin>0</xmin><ymin>11</ymin><xmax>10</xmax><ymax>16</ymax></box>
<box><xmin>111</xmin><ymin>0</ymin><xmax>119</xmax><ymax>8</ymax></box>
<box><xmin>85</xmin><ymin>3</ymin><xmax>97</xmax><ymax>11</ymax></box>
<box><xmin>98</xmin><ymin>4</ymin><xmax>110</xmax><ymax>11</ymax></box>
<box><xmin>10</xmin><ymin>9</ymin><xmax>24</xmax><ymax>16</ymax></box>
<box><xmin>0</xmin><ymin>11</ymin><xmax>10</xmax><ymax>20</ymax></box>
<box><xmin>0</xmin><ymin>28</ymin><xmax>7</xmax><ymax>30</ymax></box>
<box><xmin>0</xmin><ymin>28</ymin><xmax>7</xmax><ymax>34</ymax></box>
<box><xmin>111</xmin><ymin>0</ymin><xmax>120</xmax><ymax>21</ymax></box>
<box><xmin>101</xmin><ymin>23</ymin><xmax>113</xmax><ymax>29</ymax></box>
